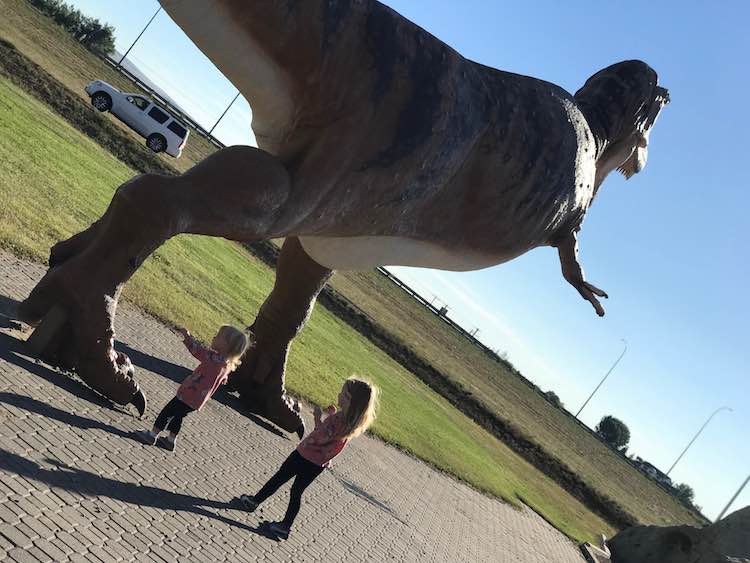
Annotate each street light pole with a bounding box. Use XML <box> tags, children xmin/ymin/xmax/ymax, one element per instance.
<box><xmin>209</xmin><ymin>91</ymin><xmax>241</xmax><ymax>135</ymax></box>
<box><xmin>666</xmin><ymin>406</ymin><xmax>733</xmax><ymax>476</ymax></box>
<box><xmin>716</xmin><ymin>473</ymin><xmax>750</xmax><ymax>522</ymax></box>
<box><xmin>576</xmin><ymin>339</ymin><xmax>627</xmax><ymax>419</ymax></box>
<box><xmin>117</xmin><ymin>6</ymin><xmax>162</xmax><ymax>67</ymax></box>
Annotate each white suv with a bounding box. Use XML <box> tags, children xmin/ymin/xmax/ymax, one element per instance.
<box><xmin>85</xmin><ymin>80</ymin><xmax>189</xmax><ymax>158</ymax></box>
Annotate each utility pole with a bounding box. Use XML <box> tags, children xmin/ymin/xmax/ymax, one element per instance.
<box><xmin>209</xmin><ymin>91</ymin><xmax>241</xmax><ymax>136</ymax></box>
<box><xmin>117</xmin><ymin>6</ymin><xmax>162</xmax><ymax>67</ymax></box>
<box><xmin>666</xmin><ymin>406</ymin><xmax>732</xmax><ymax>476</ymax></box>
<box><xmin>576</xmin><ymin>339</ymin><xmax>627</xmax><ymax>419</ymax></box>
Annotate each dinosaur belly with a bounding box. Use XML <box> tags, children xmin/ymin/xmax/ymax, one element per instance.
<box><xmin>298</xmin><ymin>236</ymin><xmax>510</xmax><ymax>272</ymax></box>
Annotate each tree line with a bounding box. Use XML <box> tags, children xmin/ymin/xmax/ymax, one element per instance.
<box><xmin>28</xmin><ymin>0</ymin><xmax>115</xmax><ymax>56</ymax></box>
<box><xmin>542</xmin><ymin>399</ymin><xmax>701</xmax><ymax>509</ymax></box>
<box><xmin>595</xmin><ymin>414</ymin><xmax>699</xmax><ymax>510</ymax></box>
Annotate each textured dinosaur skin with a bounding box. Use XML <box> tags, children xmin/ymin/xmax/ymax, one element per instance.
<box><xmin>18</xmin><ymin>1</ymin><xmax>668</xmax><ymax>433</ymax></box>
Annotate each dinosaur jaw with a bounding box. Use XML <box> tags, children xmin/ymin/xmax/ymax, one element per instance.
<box><xmin>617</xmin><ymin>143</ymin><xmax>647</xmax><ymax>180</ymax></box>
<box><xmin>618</xmin><ymin>85</ymin><xmax>669</xmax><ymax>180</ymax></box>
<box><xmin>596</xmin><ymin>132</ymin><xmax>644</xmax><ymax>185</ymax></box>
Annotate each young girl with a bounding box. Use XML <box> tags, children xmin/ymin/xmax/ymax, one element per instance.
<box><xmin>135</xmin><ymin>325</ymin><xmax>250</xmax><ymax>451</ymax></box>
<box><xmin>238</xmin><ymin>377</ymin><xmax>378</xmax><ymax>539</ymax></box>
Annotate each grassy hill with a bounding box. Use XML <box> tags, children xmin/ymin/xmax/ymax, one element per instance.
<box><xmin>0</xmin><ymin>0</ymin><xmax>217</xmax><ymax>173</ymax></box>
<box><xmin>327</xmin><ymin>271</ymin><xmax>705</xmax><ymax>526</ymax></box>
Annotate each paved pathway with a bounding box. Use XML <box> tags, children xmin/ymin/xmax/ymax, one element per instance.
<box><xmin>0</xmin><ymin>251</ymin><xmax>584</xmax><ymax>562</ymax></box>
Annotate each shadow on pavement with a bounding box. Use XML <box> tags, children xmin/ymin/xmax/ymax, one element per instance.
<box><xmin>115</xmin><ymin>342</ymin><xmax>191</xmax><ymax>387</ymax></box>
<box><xmin>0</xmin><ymin>391</ymin><xmax>131</xmax><ymax>440</ymax></box>
<box><xmin>330</xmin><ymin>470</ymin><xmax>408</xmax><ymax>526</ymax></box>
<box><xmin>0</xmin><ymin>389</ymin><xmax>287</xmax><ymax>541</ymax></box>
<box><xmin>0</xmin><ymin>293</ymin><xmax>19</xmax><ymax>316</ymax></box>
<box><xmin>226</xmin><ymin>497</ymin><xmax>285</xmax><ymax>542</ymax></box>
<box><xmin>251</xmin><ymin>521</ymin><xmax>286</xmax><ymax>542</ymax></box>
<box><xmin>0</xmin><ymin>448</ymin><xmax>272</xmax><ymax>535</ymax></box>
<box><xmin>0</xmin><ymin>291</ymin><xmax>287</xmax><ymax>439</ymax></box>
<box><xmin>0</xmin><ymin>294</ymin><xmax>23</xmax><ymax>330</ymax></box>
<box><xmin>119</xmin><ymin>343</ymin><xmax>288</xmax><ymax>439</ymax></box>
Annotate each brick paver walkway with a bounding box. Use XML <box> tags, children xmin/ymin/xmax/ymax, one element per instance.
<box><xmin>0</xmin><ymin>251</ymin><xmax>584</xmax><ymax>562</ymax></box>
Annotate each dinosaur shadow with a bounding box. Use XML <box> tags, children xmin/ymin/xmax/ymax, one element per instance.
<box><xmin>0</xmin><ymin>294</ymin><xmax>23</xmax><ymax>330</ymax></box>
<box><xmin>118</xmin><ymin>343</ymin><xmax>287</xmax><ymax>439</ymax></box>
<box><xmin>0</xmin><ymin>391</ymin><xmax>132</xmax><ymax>440</ymax></box>
<box><xmin>0</xmin><ymin>448</ymin><xmax>267</xmax><ymax>535</ymax></box>
<box><xmin>0</xmin><ymin>394</ymin><xmax>284</xmax><ymax>541</ymax></box>
<box><xmin>329</xmin><ymin>470</ymin><xmax>408</xmax><ymax>526</ymax></box>
<box><xmin>0</xmin><ymin>291</ymin><xmax>286</xmax><ymax>438</ymax></box>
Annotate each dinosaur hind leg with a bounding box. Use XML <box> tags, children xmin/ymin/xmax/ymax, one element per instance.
<box><xmin>48</xmin><ymin>217</ymin><xmax>104</xmax><ymax>268</ymax></box>
<box><xmin>229</xmin><ymin>237</ymin><xmax>333</xmax><ymax>433</ymax></box>
<box><xmin>18</xmin><ymin>146</ymin><xmax>291</xmax><ymax>405</ymax></box>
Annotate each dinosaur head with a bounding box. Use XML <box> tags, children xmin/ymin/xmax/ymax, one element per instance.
<box><xmin>612</xmin><ymin>81</ymin><xmax>670</xmax><ymax>180</ymax></box>
<box><xmin>575</xmin><ymin>60</ymin><xmax>670</xmax><ymax>181</ymax></box>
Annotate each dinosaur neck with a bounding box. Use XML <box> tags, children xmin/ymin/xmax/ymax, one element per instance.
<box><xmin>576</xmin><ymin>100</ymin><xmax>636</xmax><ymax>193</ymax></box>
<box><xmin>576</xmin><ymin>104</ymin><xmax>611</xmax><ymax>161</ymax></box>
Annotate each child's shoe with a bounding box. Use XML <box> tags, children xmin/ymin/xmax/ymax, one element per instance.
<box><xmin>268</xmin><ymin>522</ymin><xmax>290</xmax><ymax>540</ymax></box>
<box><xmin>239</xmin><ymin>494</ymin><xmax>259</xmax><ymax>512</ymax></box>
<box><xmin>134</xmin><ymin>430</ymin><xmax>156</xmax><ymax>446</ymax></box>
<box><xmin>157</xmin><ymin>435</ymin><xmax>177</xmax><ymax>452</ymax></box>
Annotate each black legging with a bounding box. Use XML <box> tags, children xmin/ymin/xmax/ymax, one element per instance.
<box><xmin>153</xmin><ymin>397</ymin><xmax>194</xmax><ymax>435</ymax></box>
<box><xmin>254</xmin><ymin>450</ymin><xmax>325</xmax><ymax>528</ymax></box>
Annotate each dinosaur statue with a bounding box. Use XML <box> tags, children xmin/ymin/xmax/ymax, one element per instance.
<box><xmin>18</xmin><ymin>0</ymin><xmax>669</xmax><ymax>434</ymax></box>
<box><xmin>580</xmin><ymin>506</ymin><xmax>750</xmax><ymax>563</ymax></box>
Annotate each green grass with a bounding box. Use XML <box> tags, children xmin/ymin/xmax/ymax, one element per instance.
<box><xmin>0</xmin><ymin>75</ymin><xmax>615</xmax><ymax>542</ymax></box>
<box><xmin>0</xmin><ymin>0</ymin><xmax>218</xmax><ymax>174</ymax></box>
<box><xmin>329</xmin><ymin>271</ymin><xmax>705</xmax><ymax>528</ymax></box>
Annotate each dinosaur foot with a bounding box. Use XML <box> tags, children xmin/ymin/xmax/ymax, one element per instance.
<box><xmin>228</xmin><ymin>352</ymin><xmax>304</xmax><ymax>435</ymax></box>
<box><xmin>18</xmin><ymin>259</ymin><xmax>141</xmax><ymax>406</ymax></box>
<box><xmin>232</xmin><ymin>384</ymin><xmax>304</xmax><ymax>436</ymax></box>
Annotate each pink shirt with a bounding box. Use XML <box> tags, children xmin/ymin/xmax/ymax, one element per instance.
<box><xmin>175</xmin><ymin>335</ymin><xmax>230</xmax><ymax>411</ymax></box>
<box><xmin>297</xmin><ymin>411</ymin><xmax>350</xmax><ymax>467</ymax></box>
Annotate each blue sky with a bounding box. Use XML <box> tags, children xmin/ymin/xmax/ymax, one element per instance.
<box><xmin>66</xmin><ymin>0</ymin><xmax>748</xmax><ymax>520</ymax></box>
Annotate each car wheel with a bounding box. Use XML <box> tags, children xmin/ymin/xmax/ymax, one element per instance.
<box><xmin>146</xmin><ymin>134</ymin><xmax>167</xmax><ymax>153</ymax></box>
<box><xmin>91</xmin><ymin>92</ymin><xmax>112</xmax><ymax>112</ymax></box>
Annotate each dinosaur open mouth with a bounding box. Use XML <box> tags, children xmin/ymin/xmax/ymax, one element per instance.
<box><xmin>619</xmin><ymin>85</ymin><xmax>667</xmax><ymax>179</ymax></box>
<box><xmin>616</xmin><ymin>164</ymin><xmax>634</xmax><ymax>179</ymax></box>
<box><xmin>617</xmin><ymin>144</ymin><xmax>647</xmax><ymax>179</ymax></box>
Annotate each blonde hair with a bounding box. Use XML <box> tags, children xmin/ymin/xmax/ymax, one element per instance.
<box><xmin>216</xmin><ymin>325</ymin><xmax>251</xmax><ymax>372</ymax></box>
<box><xmin>340</xmin><ymin>377</ymin><xmax>378</xmax><ymax>440</ymax></box>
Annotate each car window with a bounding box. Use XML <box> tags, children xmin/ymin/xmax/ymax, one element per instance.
<box><xmin>128</xmin><ymin>96</ymin><xmax>149</xmax><ymax>110</ymax></box>
<box><xmin>148</xmin><ymin>107</ymin><xmax>169</xmax><ymax>124</ymax></box>
<box><xmin>167</xmin><ymin>121</ymin><xmax>188</xmax><ymax>139</ymax></box>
